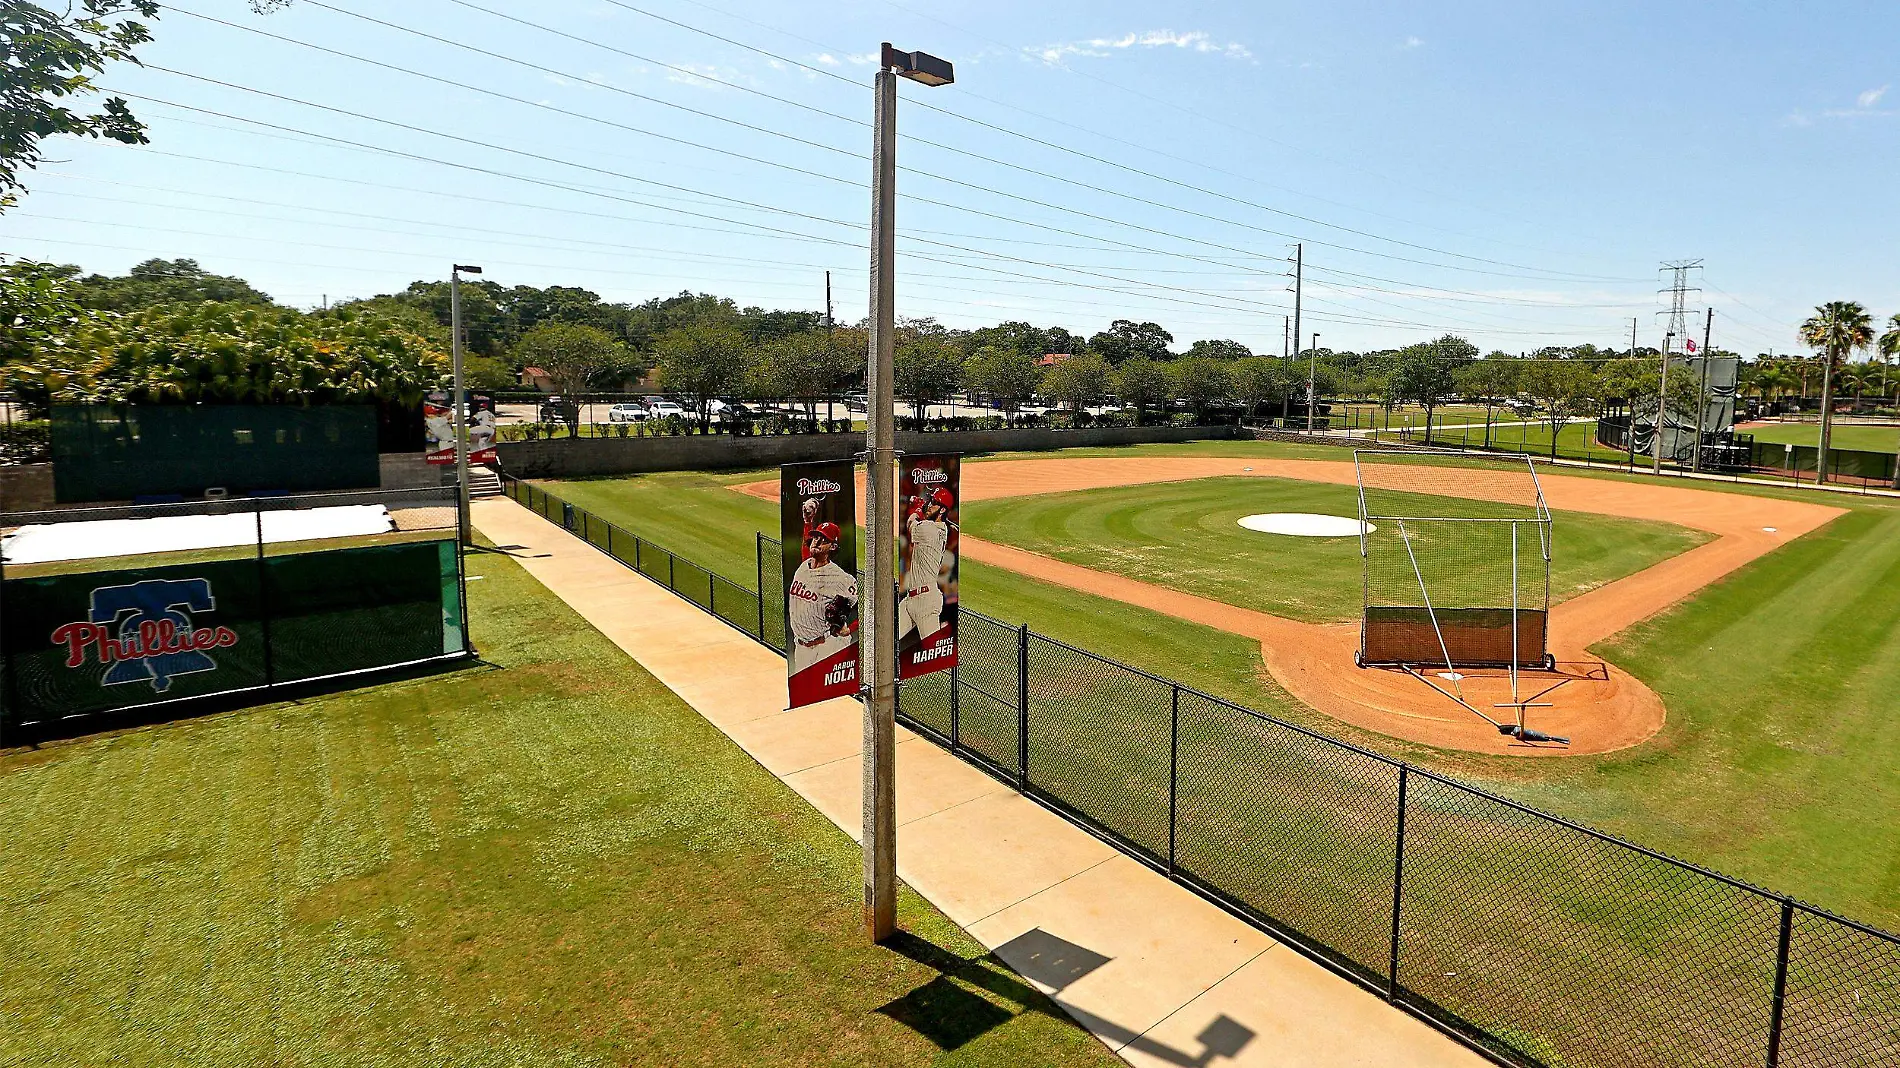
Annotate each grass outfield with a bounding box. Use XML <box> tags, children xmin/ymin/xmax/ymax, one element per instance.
<box><xmin>962</xmin><ymin>475</ymin><xmax>1708</xmax><ymax>624</ymax></box>
<box><xmin>538</xmin><ymin>446</ymin><xmax>1900</xmax><ymax>927</ymax></box>
<box><xmin>0</xmin><ymin>549</ymin><xmax>1120</xmax><ymax>1067</ymax></box>
<box><xmin>1738</xmin><ymin>421</ymin><xmax>1900</xmax><ymax>454</ymax></box>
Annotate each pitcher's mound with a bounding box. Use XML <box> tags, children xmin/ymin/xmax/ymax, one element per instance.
<box><xmin>1238</xmin><ymin>512</ymin><xmax>1373</xmax><ymax>537</ymax></box>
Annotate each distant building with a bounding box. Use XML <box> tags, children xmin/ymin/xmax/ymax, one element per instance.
<box><xmin>519</xmin><ymin>366</ymin><xmax>555</xmax><ymax>392</ymax></box>
<box><xmin>1038</xmin><ymin>353</ymin><xmax>1073</xmax><ymax>367</ymax></box>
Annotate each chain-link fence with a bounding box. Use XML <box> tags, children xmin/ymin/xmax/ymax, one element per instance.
<box><xmin>505</xmin><ymin>476</ymin><xmax>1900</xmax><ymax>1068</ymax></box>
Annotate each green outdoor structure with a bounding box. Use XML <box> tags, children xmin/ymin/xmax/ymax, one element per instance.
<box><xmin>50</xmin><ymin>405</ymin><xmax>383</xmax><ymax>503</ymax></box>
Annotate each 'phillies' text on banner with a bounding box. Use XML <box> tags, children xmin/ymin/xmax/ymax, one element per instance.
<box><xmin>423</xmin><ymin>393</ymin><xmax>498</xmax><ymax>466</ymax></box>
<box><xmin>55</xmin><ymin>578</ymin><xmax>238</xmax><ymax>693</ymax></box>
<box><xmin>780</xmin><ymin>460</ymin><xmax>860</xmax><ymax>709</ymax></box>
<box><xmin>897</xmin><ymin>454</ymin><xmax>959</xmax><ymax>680</ymax></box>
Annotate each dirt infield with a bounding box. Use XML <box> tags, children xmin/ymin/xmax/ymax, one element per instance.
<box><xmin>740</xmin><ymin>458</ymin><xmax>1844</xmax><ymax>757</ymax></box>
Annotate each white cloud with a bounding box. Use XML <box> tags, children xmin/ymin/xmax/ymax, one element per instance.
<box><xmin>815</xmin><ymin>53</ymin><xmax>839</xmax><ymax>66</ymax></box>
<box><xmin>1858</xmin><ymin>84</ymin><xmax>1889</xmax><ymax>109</ymax></box>
<box><xmin>1402</xmin><ymin>36</ymin><xmax>1424</xmax><ymax>49</ymax></box>
<box><xmin>665</xmin><ymin>63</ymin><xmax>747</xmax><ymax>90</ymax></box>
<box><xmin>1031</xmin><ymin>29</ymin><xmax>1252</xmax><ymax>66</ymax></box>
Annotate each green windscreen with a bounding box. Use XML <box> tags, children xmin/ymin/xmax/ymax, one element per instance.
<box><xmin>50</xmin><ymin>405</ymin><xmax>382</xmax><ymax>502</ymax></box>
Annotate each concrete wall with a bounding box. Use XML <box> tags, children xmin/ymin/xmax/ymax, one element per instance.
<box><xmin>495</xmin><ymin>424</ymin><xmax>1243</xmax><ymax>479</ymax></box>
<box><xmin>379</xmin><ymin>453</ymin><xmax>452</xmax><ymax>490</ymax></box>
<box><xmin>0</xmin><ymin>464</ymin><xmax>55</xmax><ymax>513</ymax></box>
<box><xmin>1</xmin><ymin>455</ymin><xmax>448</xmax><ymax>515</ymax></box>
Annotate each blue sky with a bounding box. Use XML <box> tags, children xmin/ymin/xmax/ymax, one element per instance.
<box><xmin>4</xmin><ymin>0</ymin><xmax>1895</xmax><ymax>356</ymax></box>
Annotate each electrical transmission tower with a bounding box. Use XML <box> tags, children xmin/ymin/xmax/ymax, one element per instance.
<box><xmin>1657</xmin><ymin>260</ymin><xmax>1704</xmax><ymax>345</ymax></box>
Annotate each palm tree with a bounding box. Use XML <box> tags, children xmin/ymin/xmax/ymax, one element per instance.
<box><xmin>1799</xmin><ymin>301</ymin><xmax>1874</xmax><ymax>484</ymax></box>
<box><xmin>1880</xmin><ymin>313</ymin><xmax>1900</xmax><ymax>366</ymax></box>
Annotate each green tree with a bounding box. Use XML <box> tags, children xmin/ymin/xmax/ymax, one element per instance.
<box><xmin>1799</xmin><ymin>301</ymin><xmax>1873</xmax><ymax>482</ymax></box>
<box><xmin>892</xmin><ymin>334</ymin><xmax>963</xmax><ymax>420</ymax></box>
<box><xmin>1517</xmin><ymin>359</ymin><xmax>1601</xmax><ymax>458</ymax></box>
<box><xmin>1040</xmin><ymin>353</ymin><xmax>1110</xmax><ymax>411</ymax></box>
<box><xmin>0</xmin><ymin>258</ymin><xmax>92</xmax><ymax>366</ymax></box>
<box><xmin>514</xmin><ymin>323</ymin><xmax>629</xmax><ymax>427</ymax></box>
<box><xmin>1</xmin><ymin>1</ymin><xmax>158</xmax><ymax>204</ymax></box>
<box><xmin>1229</xmin><ymin>357</ymin><xmax>1284</xmax><ymax>422</ymax></box>
<box><xmin>1112</xmin><ymin>356</ymin><xmax>1170</xmax><ymax>421</ymax></box>
<box><xmin>1879</xmin><ymin>313</ymin><xmax>1900</xmax><ymax>366</ymax></box>
<box><xmin>74</xmin><ymin>258</ymin><xmax>275</xmax><ymax>311</ymax></box>
<box><xmin>1388</xmin><ymin>336</ymin><xmax>1466</xmax><ymax>443</ymax></box>
<box><xmin>1183</xmin><ymin>338</ymin><xmax>1252</xmax><ymax>361</ymax></box>
<box><xmin>5</xmin><ymin>301</ymin><xmax>447</xmax><ymax>412</ymax></box>
<box><xmin>749</xmin><ymin>330</ymin><xmax>857</xmax><ymax>420</ymax></box>
<box><xmin>1087</xmin><ymin>320</ymin><xmax>1172</xmax><ymax>364</ymax></box>
<box><xmin>1454</xmin><ymin>355</ymin><xmax>1522</xmax><ymax>446</ymax></box>
<box><xmin>1168</xmin><ymin>356</ymin><xmax>1231</xmax><ymax>423</ymax></box>
<box><xmin>653</xmin><ymin>321</ymin><xmax>747</xmax><ymax>430</ymax></box>
<box><xmin>963</xmin><ymin>345</ymin><xmax>1041</xmax><ymax>425</ymax></box>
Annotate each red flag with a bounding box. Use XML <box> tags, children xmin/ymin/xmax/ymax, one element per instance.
<box><xmin>1684</xmin><ymin>338</ymin><xmax>1699</xmax><ymax>354</ymax></box>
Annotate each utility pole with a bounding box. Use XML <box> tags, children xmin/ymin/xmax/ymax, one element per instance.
<box><xmin>1291</xmin><ymin>243</ymin><xmax>1303</xmax><ymax>431</ymax></box>
<box><xmin>825</xmin><ymin>271</ymin><xmax>834</xmax><ymax>335</ymax></box>
<box><xmin>1307</xmin><ymin>332</ymin><xmax>1320</xmax><ymax>432</ymax></box>
<box><xmin>863</xmin><ymin>41</ymin><xmax>954</xmax><ymax>945</ymax></box>
<box><xmin>1692</xmin><ymin>308</ymin><xmax>1714</xmax><ymax>472</ymax></box>
<box><xmin>450</xmin><ymin>264</ymin><xmax>483</xmax><ymax>546</ymax></box>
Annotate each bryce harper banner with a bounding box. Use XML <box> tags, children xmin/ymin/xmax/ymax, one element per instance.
<box><xmin>780</xmin><ymin>460</ymin><xmax>860</xmax><ymax>709</ymax></box>
<box><xmin>897</xmin><ymin>454</ymin><xmax>960</xmax><ymax>680</ymax></box>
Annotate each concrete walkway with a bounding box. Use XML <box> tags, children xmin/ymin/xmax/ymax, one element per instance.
<box><xmin>472</xmin><ymin>496</ymin><xmax>1487</xmax><ymax>1068</ymax></box>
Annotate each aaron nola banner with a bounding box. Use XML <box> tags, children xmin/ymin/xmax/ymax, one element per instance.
<box><xmin>897</xmin><ymin>454</ymin><xmax>959</xmax><ymax>680</ymax></box>
<box><xmin>780</xmin><ymin>460</ymin><xmax>860</xmax><ymax>709</ymax></box>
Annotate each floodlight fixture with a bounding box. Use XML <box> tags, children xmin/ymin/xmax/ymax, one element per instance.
<box><xmin>882</xmin><ymin>42</ymin><xmax>953</xmax><ymax>86</ymax></box>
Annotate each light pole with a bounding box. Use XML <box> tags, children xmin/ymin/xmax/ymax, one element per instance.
<box><xmin>864</xmin><ymin>41</ymin><xmax>953</xmax><ymax>944</ymax></box>
<box><xmin>1653</xmin><ymin>331</ymin><xmax>1673</xmax><ymax>475</ymax></box>
<box><xmin>450</xmin><ymin>264</ymin><xmax>482</xmax><ymax>545</ymax></box>
<box><xmin>1291</xmin><ymin>243</ymin><xmax>1303</xmax><ymax>429</ymax></box>
<box><xmin>1307</xmin><ymin>332</ymin><xmax>1320</xmax><ymax>433</ymax></box>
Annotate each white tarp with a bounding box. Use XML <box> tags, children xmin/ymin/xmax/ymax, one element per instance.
<box><xmin>2</xmin><ymin>505</ymin><xmax>396</xmax><ymax>564</ymax></box>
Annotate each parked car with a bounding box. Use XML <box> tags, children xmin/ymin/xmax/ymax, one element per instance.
<box><xmin>607</xmin><ymin>402</ymin><xmax>649</xmax><ymax>422</ymax></box>
<box><xmin>538</xmin><ymin>395</ymin><xmax>567</xmax><ymax>422</ymax></box>
<box><xmin>645</xmin><ymin>399</ymin><xmax>688</xmax><ymax>419</ymax></box>
<box><xmin>708</xmin><ymin>400</ymin><xmax>756</xmax><ymax>424</ymax></box>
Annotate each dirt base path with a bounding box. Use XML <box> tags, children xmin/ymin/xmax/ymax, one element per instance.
<box><xmin>740</xmin><ymin>457</ymin><xmax>1843</xmax><ymax>756</ymax></box>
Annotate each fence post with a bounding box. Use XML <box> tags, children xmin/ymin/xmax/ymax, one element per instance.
<box><xmin>1016</xmin><ymin>624</ymin><xmax>1030</xmax><ymax>788</ymax></box>
<box><xmin>755</xmin><ymin>531</ymin><xmax>767</xmax><ymax>639</ymax></box>
<box><xmin>949</xmin><ymin>660</ymin><xmax>960</xmax><ymax>749</ymax></box>
<box><xmin>1388</xmin><ymin>765</ymin><xmax>1410</xmax><ymax>1002</ymax></box>
<box><xmin>669</xmin><ymin>549</ymin><xmax>676</xmax><ymax>591</ymax></box>
<box><xmin>607</xmin><ymin>522</ymin><xmax>614</xmax><ymax>560</ymax></box>
<box><xmin>1766</xmin><ymin>898</ymin><xmax>1794</xmax><ymax>1067</ymax></box>
<box><xmin>1168</xmin><ymin>684</ymin><xmax>1180</xmax><ymax>873</ymax></box>
<box><xmin>255</xmin><ymin>509</ymin><xmax>276</xmax><ymax>688</ymax></box>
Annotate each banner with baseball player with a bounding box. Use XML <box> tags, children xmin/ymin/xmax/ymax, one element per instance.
<box><xmin>423</xmin><ymin>393</ymin><xmax>498</xmax><ymax>466</ymax></box>
<box><xmin>897</xmin><ymin>454</ymin><xmax>959</xmax><ymax>680</ymax></box>
<box><xmin>780</xmin><ymin>460</ymin><xmax>861</xmax><ymax>709</ymax></box>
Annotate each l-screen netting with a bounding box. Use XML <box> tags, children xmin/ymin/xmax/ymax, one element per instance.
<box><xmin>1356</xmin><ymin>452</ymin><xmax>1550</xmax><ymax>667</ymax></box>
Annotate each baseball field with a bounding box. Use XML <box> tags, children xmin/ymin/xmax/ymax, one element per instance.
<box><xmin>543</xmin><ymin>439</ymin><xmax>1900</xmax><ymax>929</ymax></box>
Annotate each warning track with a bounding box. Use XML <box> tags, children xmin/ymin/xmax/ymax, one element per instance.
<box><xmin>740</xmin><ymin>458</ymin><xmax>1843</xmax><ymax>756</ymax></box>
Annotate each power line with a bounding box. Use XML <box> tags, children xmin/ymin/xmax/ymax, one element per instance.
<box><xmin>328</xmin><ymin>0</ymin><xmax>1639</xmax><ymax>284</ymax></box>
<box><xmin>614</xmin><ymin>0</ymin><xmax>1636</xmax><ymax>274</ymax></box>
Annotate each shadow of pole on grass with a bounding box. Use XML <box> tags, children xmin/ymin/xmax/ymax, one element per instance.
<box><xmin>877</xmin><ymin>928</ymin><xmax>1254</xmax><ymax>1066</ymax></box>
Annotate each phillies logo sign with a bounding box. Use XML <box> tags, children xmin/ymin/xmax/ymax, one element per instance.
<box><xmin>51</xmin><ymin>578</ymin><xmax>239</xmax><ymax>693</ymax></box>
<box><xmin>796</xmin><ymin>477</ymin><xmax>842</xmax><ymax>495</ymax></box>
<box><xmin>910</xmin><ymin>468</ymin><xmax>947</xmax><ymax>486</ymax></box>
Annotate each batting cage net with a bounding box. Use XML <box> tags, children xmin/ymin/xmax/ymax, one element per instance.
<box><xmin>1355</xmin><ymin>450</ymin><xmax>1551</xmax><ymax>670</ymax></box>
